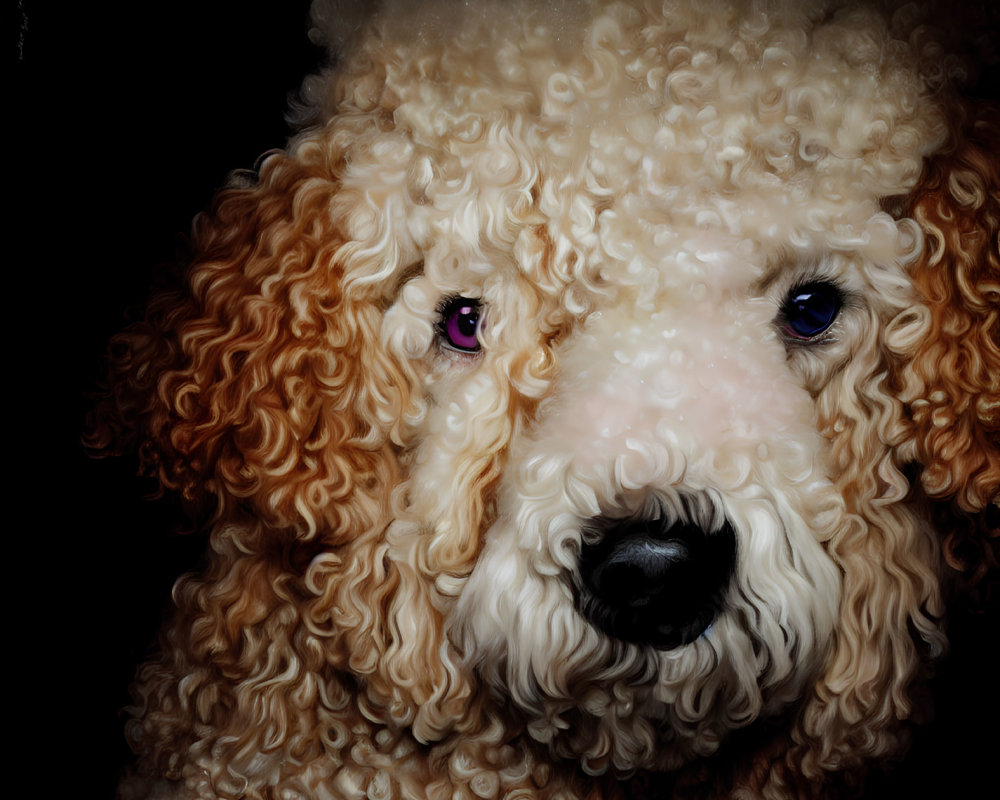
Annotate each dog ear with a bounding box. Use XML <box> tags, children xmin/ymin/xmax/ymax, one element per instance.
<box><xmin>87</xmin><ymin>150</ymin><xmax>414</xmax><ymax>544</ymax></box>
<box><xmin>895</xmin><ymin>98</ymin><xmax>1000</xmax><ymax>567</ymax></box>
<box><xmin>778</xmin><ymin>98</ymin><xmax>1000</xmax><ymax>790</ymax></box>
<box><xmin>88</xmin><ymin>145</ymin><xmax>462</xmax><ymax>779</ymax></box>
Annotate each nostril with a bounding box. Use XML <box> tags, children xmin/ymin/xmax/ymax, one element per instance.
<box><xmin>576</xmin><ymin>509</ymin><xmax>737</xmax><ymax>651</ymax></box>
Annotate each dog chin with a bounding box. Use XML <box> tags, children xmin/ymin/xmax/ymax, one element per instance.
<box><xmin>453</xmin><ymin>481</ymin><xmax>842</xmax><ymax>774</ymax></box>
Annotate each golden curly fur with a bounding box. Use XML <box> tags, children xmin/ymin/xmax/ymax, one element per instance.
<box><xmin>89</xmin><ymin>1</ymin><xmax>998</xmax><ymax>798</ymax></box>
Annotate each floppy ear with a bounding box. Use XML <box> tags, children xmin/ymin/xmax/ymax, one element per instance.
<box><xmin>88</xmin><ymin>150</ymin><xmax>412</xmax><ymax>544</ymax></box>
<box><xmin>765</xmin><ymin>99</ymin><xmax>1000</xmax><ymax>794</ymax></box>
<box><xmin>896</xmin><ymin>98</ymin><xmax>1000</xmax><ymax>569</ymax></box>
<box><xmin>87</xmin><ymin>142</ymin><xmax>477</xmax><ymax>782</ymax></box>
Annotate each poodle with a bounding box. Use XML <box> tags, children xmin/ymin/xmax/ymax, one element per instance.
<box><xmin>90</xmin><ymin>0</ymin><xmax>999</xmax><ymax>797</ymax></box>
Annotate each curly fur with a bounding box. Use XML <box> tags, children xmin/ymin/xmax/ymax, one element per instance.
<box><xmin>89</xmin><ymin>1</ymin><xmax>999</xmax><ymax>798</ymax></box>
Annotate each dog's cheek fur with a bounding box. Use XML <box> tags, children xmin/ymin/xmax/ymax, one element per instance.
<box><xmin>793</xmin><ymin>309</ymin><xmax>945</xmax><ymax>779</ymax></box>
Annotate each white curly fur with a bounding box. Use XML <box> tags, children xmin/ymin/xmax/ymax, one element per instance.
<box><xmin>94</xmin><ymin>1</ymin><xmax>999</xmax><ymax>798</ymax></box>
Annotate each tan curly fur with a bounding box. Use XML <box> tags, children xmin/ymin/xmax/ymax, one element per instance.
<box><xmin>89</xmin><ymin>1</ymin><xmax>999</xmax><ymax>798</ymax></box>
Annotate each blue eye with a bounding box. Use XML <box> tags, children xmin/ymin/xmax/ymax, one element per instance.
<box><xmin>781</xmin><ymin>281</ymin><xmax>842</xmax><ymax>340</ymax></box>
<box><xmin>438</xmin><ymin>296</ymin><xmax>481</xmax><ymax>352</ymax></box>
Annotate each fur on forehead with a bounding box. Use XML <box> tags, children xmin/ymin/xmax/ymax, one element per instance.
<box><xmin>301</xmin><ymin>0</ymin><xmax>947</xmax><ymax>314</ymax></box>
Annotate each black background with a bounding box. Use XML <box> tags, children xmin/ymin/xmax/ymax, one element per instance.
<box><xmin>14</xmin><ymin>1</ymin><xmax>997</xmax><ymax>797</ymax></box>
<box><xmin>16</xmin><ymin>2</ymin><xmax>319</xmax><ymax>793</ymax></box>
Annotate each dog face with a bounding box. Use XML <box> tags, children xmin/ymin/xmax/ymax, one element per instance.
<box><xmin>364</xmin><ymin>0</ymin><xmax>946</xmax><ymax>774</ymax></box>
<box><xmin>95</xmin><ymin>0</ymin><xmax>998</xmax><ymax>796</ymax></box>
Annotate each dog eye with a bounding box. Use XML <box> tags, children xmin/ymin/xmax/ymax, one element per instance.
<box><xmin>438</xmin><ymin>296</ymin><xmax>482</xmax><ymax>353</ymax></box>
<box><xmin>779</xmin><ymin>281</ymin><xmax>843</xmax><ymax>340</ymax></box>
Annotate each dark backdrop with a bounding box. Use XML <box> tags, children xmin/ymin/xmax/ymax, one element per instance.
<box><xmin>16</xmin><ymin>2</ymin><xmax>318</xmax><ymax>793</ymax></box>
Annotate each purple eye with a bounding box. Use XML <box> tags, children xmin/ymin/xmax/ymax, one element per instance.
<box><xmin>781</xmin><ymin>281</ymin><xmax>842</xmax><ymax>340</ymax></box>
<box><xmin>438</xmin><ymin>296</ymin><xmax>482</xmax><ymax>353</ymax></box>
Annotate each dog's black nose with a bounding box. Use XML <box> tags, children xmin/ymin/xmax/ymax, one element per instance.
<box><xmin>576</xmin><ymin>511</ymin><xmax>737</xmax><ymax>651</ymax></box>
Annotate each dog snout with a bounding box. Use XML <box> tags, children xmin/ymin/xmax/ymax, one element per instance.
<box><xmin>576</xmin><ymin>509</ymin><xmax>737</xmax><ymax>651</ymax></box>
